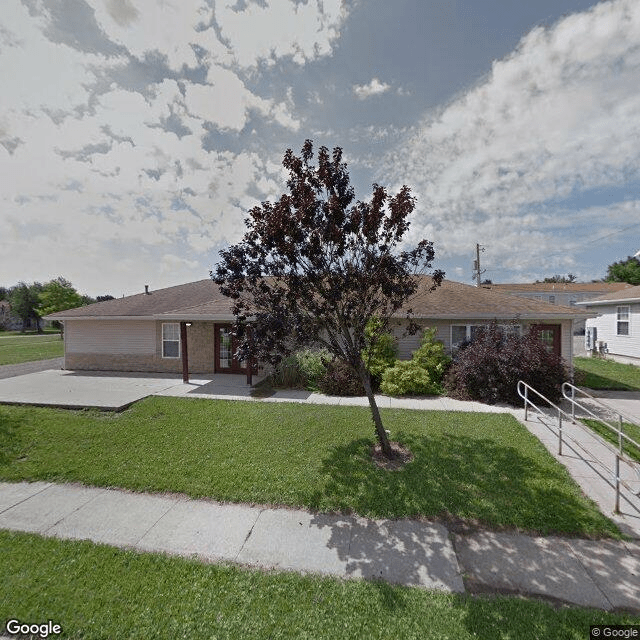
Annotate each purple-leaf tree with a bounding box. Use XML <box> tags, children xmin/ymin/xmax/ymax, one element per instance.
<box><xmin>212</xmin><ymin>140</ymin><xmax>443</xmax><ymax>458</ymax></box>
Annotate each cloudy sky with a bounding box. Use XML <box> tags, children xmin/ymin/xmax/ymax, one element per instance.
<box><xmin>1</xmin><ymin>0</ymin><xmax>639</xmax><ymax>297</ymax></box>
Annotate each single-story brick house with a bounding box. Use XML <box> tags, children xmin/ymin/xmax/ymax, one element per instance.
<box><xmin>46</xmin><ymin>277</ymin><xmax>592</xmax><ymax>378</ymax></box>
<box><xmin>579</xmin><ymin>284</ymin><xmax>640</xmax><ymax>364</ymax></box>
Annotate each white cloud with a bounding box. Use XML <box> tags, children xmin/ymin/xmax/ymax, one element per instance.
<box><xmin>216</xmin><ymin>0</ymin><xmax>348</xmax><ymax>68</ymax></box>
<box><xmin>383</xmin><ymin>0</ymin><xmax>640</xmax><ymax>277</ymax></box>
<box><xmin>353</xmin><ymin>77</ymin><xmax>391</xmax><ymax>99</ymax></box>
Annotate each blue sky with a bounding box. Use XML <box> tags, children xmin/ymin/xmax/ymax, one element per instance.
<box><xmin>1</xmin><ymin>0</ymin><xmax>639</xmax><ymax>297</ymax></box>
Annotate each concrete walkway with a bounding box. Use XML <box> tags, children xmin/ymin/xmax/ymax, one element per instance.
<box><xmin>1</xmin><ymin>480</ymin><xmax>638</xmax><ymax>611</ymax></box>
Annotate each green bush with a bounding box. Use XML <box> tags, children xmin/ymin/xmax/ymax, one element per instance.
<box><xmin>380</xmin><ymin>360</ymin><xmax>441</xmax><ymax>396</ymax></box>
<box><xmin>362</xmin><ymin>317</ymin><xmax>397</xmax><ymax>378</ymax></box>
<box><xmin>269</xmin><ymin>348</ymin><xmax>330</xmax><ymax>390</ymax></box>
<box><xmin>380</xmin><ymin>327</ymin><xmax>450</xmax><ymax>396</ymax></box>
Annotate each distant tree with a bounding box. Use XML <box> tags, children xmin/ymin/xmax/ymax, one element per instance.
<box><xmin>481</xmin><ymin>279</ymin><xmax>493</xmax><ymax>285</ymax></box>
<box><xmin>39</xmin><ymin>278</ymin><xmax>88</xmax><ymax>337</ymax></box>
<box><xmin>9</xmin><ymin>282</ymin><xmax>43</xmax><ymax>332</ymax></box>
<box><xmin>0</xmin><ymin>287</ymin><xmax>7</xmax><ymax>300</ymax></box>
<box><xmin>538</xmin><ymin>274</ymin><xmax>577</xmax><ymax>283</ymax></box>
<box><xmin>39</xmin><ymin>277</ymin><xmax>84</xmax><ymax>316</ymax></box>
<box><xmin>213</xmin><ymin>140</ymin><xmax>444</xmax><ymax>458</ymax></box>
<box><xmin>96</xmin><ymin>295</ymin><xmax>115</xmax><ymax>302</ymax></box>
<box><xmin>606</xmin><ymin>256</ymin><xmax>640</xmax><ymax>286</ymax></box>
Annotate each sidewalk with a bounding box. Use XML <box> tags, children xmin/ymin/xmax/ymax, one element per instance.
<box><xmin>160</xmin><ymin>382</ymin><xmax>640</xmax><ymax>538</ymax></box>
<box><xmin>1</xmin><ymin>480</ymin><xmax>638</xmax><ymax>612</ymax></box>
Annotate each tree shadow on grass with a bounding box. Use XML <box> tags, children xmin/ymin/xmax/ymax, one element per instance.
<box><xmin>306</xmin><ymin>432</ymin><xmax>620</xmax><ymax>537</ymax></box>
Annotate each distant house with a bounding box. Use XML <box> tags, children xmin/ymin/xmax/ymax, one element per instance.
<box><xmin>486</xmin><ymin>282</ymin><xmax>633</xmax><ymax>333</ymax></box>
<box><xmin>578</xmin><ymin>285</ymin><xmax>640</xmax><ymax>364</ymax></box>
<box><xmin>45</xmin><ymin>277</ymin><xmax>592</xmax><ymax>378</ymax></box>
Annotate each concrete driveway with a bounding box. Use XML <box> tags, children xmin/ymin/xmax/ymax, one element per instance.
<box><xmin>0</xmin><ymin>369</ymin><xmax>254</xmax><ymax>411</ymax></box>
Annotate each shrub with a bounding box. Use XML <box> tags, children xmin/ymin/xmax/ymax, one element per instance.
<box><xmin>317</xmin><ymin>359</ymin><xmax>365</xmax><ymax>396</ymax></box>
<box><xmin>380</xmin><ymin>327</ymin><xmax>450</xmax><ymax>396</ymax></box>
<box><xmin>445</xmin><ymin>322</ymin><xmax>567</xmax><ymax>405</ymax></box>
<box><xmin>362</xmin><ymin>317</ymin><xmax>397</xmax><ymax>379</ymax></box>
<box><xmin>380</xmin><ymin>360</ymin><xmax>441</xmax><ymax>396</ymax></box>
<box><xmin>269</xmin><ymin>348</ymin><xmax>330</xmax><ymax>390</ymax></box>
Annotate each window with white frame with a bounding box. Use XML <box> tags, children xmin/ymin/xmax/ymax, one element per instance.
<box><xmin>162</xmin><ymin>323</ymin><xmax>181</xmax><ymax>358</ymax></box>
<box><xmin>617</xmin><ymin>306</ymin><xmax>630</xmax><ymax>336</ymax></box>
<box><xmin>450</xmin><ymin>323</ymin><xmax>521</xmax><ymax>351</ymax></box>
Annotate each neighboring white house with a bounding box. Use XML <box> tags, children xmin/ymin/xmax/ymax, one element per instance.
<box><xmin>578</xmin><ymin>285</ymin><xmax>640</xmax><ymax>364</ymax></box>
<box><xmin>487</xmin><ymin>282</ymin><xmax>632</xmax><ymax>333</ymax></box>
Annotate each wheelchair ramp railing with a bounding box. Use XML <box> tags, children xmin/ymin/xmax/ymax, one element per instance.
<box><xmin>517</xmin><ymin>380</ymin><xmax>640</xmax><ymax>515</ymax></box>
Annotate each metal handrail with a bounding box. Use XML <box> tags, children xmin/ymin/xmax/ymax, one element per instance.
<box><xmin>518</xmin><ymin>380</ymin><xmax>639</xmax><ymax>514</ymax></box>
<box><xmin>561</xmin><ymin>382</ymin><xmax>640</xmax><ymax>455</ymax></box>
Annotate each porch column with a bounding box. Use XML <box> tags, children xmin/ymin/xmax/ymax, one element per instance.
<box><xmin>180</xmin><ymin>321</ymin><xmax>189</xmax><ymax>383</ymax></box>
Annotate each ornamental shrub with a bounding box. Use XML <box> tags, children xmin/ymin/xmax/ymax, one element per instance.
<box><xmin>445</xmin><ymin>322</ymin><xmax>567</xmax><ymax>405</ymax></box>
<box><xmin>317</xmin><ymin>358</ymin><xmax>365</xmax><ymax>396</ymax></box>
<box><xmin>362</xmin><ymin>317</ymin><xmax>397</xmax><ymax>379</ymax></box>
<box><xmin>380</xmin><ymin>327</ymin><xmax>451</xmax><ymax>396</ymax></box>
<box><xmin>269</xmin><ymin>348</ymin><xmax>330</xmax><ymax>390</ymax></box>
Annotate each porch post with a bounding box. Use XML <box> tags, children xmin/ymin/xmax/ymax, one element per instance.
<box><xmin>180</xmin><ymin>321</ymin><xmax>189</xmax><ymax>383</ymax></box>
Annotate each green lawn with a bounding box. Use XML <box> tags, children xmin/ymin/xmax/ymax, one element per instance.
<box><xmin>0</xmin><ymin>331</ymin><xmax>63</xmax><ymax>365</ymax></box>
<box><xmin>0</xmin><ymin>397</ymin><xmax>620</xmax><ymax>537</ymax></box>
<box><xmin>575</xmin><ymin>356</ymin><xmax>640</xmax><ymax>391</ymax></box>
<box><xmin>582</xmin><ymin>418</ymin><xmax>640</xmax><ymax>463</ymax></box>
<box><xmin>1</xmin><ymin>531</ymin><xmax>637</xmax><ymax>640</ymax></box>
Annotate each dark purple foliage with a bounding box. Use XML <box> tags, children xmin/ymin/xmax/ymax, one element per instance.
<box><xmin>445</xmin><ymin>322</ymin><xmax>567</xmax><ymax>406</ymax></box>
<box><xmin>212</xmin><ymin>140</ymin><xmax>443</xmax><ymax>456</ymax></box>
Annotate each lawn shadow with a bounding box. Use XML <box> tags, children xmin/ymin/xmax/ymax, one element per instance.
<box><xmin>306</xmin><ymin>432</ymin><xmax>620</xmax><ymax>537</ymax></box>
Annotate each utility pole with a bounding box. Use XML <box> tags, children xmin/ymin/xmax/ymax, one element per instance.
<box><xmin>473</xmin><ymin>243</ymin><xmax>485</xmax><ymax>287</ymax></box>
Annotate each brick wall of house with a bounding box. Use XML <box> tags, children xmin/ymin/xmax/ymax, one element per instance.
<box><xmin>65</xmin><ymin>320</ymin><xmax>219</xmax><ymax>373</ymax></box>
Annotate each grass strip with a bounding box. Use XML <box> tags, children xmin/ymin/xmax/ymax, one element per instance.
<box><xmin>0</xmin><ymin>333</ymin><xmax>63</xmax><ymax>365</ymax></box>
<box><xmin>582</xmin><ymin>419</ymin><xmax>640</xmax><ymax>463</ymax></box>
<box><xmin>575</xmin><ymin>357</ymin><xmax>640</xmax><ymax>391</ymax></box>
<box><xmin>1</xmin><ymin>530</ymin><xmax>638</xmax><ymax>640</ymax></box>
<box><xmin>0</xmin><ymin>397</ymin><xmax>620</xmax><ymax>537</ymax></box>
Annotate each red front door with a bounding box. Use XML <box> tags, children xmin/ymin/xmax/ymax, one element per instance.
<box><xmin>532</xmin><ymin>324</ymin><xmax>561</xmax><ymax>357</ymax></box>
<box><xmin>215</xmin><ymin>325</ymin><xmax>245</xmax><ymax>373</ymax></box>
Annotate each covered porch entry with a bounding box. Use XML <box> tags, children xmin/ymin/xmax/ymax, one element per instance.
<box><xmin>176</xmin><ymin>321</ymin><xmax>258</xmax><ymax>384</ymax></box>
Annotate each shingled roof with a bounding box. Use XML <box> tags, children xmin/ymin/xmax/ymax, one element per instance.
<box><xmin>577</xmin><ymin>284</ymin><xmax>640</xmax><ymax>306</ymax></box>
<box><xmin>487</xmin><ymin>282</ymin><xmax>632</xmax><ymax>294</ymax></box>
<box><xmin>46</xmin><ymin>276</ymin><xmax>592</xmax><ymax>321</ymax></box>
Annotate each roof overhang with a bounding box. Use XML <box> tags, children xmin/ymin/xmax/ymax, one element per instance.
<box><xmin>44</xmin><ymin>315</ymin><xmax>156</xmax><ymax>321</ymax></box>
<box><xmin>577</xmin><ymin>298</ymin><xmax>640</xmax><ymax>307</ymax></box>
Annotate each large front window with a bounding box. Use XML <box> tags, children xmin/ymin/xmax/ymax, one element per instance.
<box><xmin>162</xmin><ymin>323</ymin><xmax>180</xmax><ymax>358</ymax></box>
<box><xmin>451</xmin><ymin>323</ymin><xmax>521</xmax><ymax>352</ymax></box>
<box><xmin>617</xmin><ymin>306</ymin><xmax>630</xmax><ymax>336</ymax></box>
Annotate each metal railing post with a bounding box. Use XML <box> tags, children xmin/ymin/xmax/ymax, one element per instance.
<box><xmin>558</xmin><ymin>409</ymin><xmax>563</xmax><ymax>456</ymax></box>
<box><xmin>615</xmin><ymin>453</ymin><xmax>620</xmax><ymax>514</ymax></box>
<box><xmin>524</xmin><ymin>385</ymin><xmax>528</xmax><ymax>421</ymax></box>
<box><xmin>571</xmin><ymin>385</ymin><xmax>575</xmax><ymax>422</ymax></box>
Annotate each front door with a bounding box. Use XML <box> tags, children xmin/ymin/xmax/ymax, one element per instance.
<box><xmin>215</xmin><ymin>325</ymin><xmax>245</xmax><ymax>373</ymax></box>
<box><xmin>532</xmin><ymin>324</ymin><xmax>561</xmax><ymax>357</ymax></box>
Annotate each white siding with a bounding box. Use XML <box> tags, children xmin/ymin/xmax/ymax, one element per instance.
<box><xmin>586</xmin><ymin>303</ymin><xmax>640</xmax><ymax>359</ymax></box>
<box><xmin>66</xmin><ymin>320</ymin><xmax>156</xmax><ymax>355</ymax></box>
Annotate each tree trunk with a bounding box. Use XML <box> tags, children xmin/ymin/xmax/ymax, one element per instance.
<box><xmin>357</xmin><ymin>362</ymin><xmax>393</xmax><ymax>458</ymax></box>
